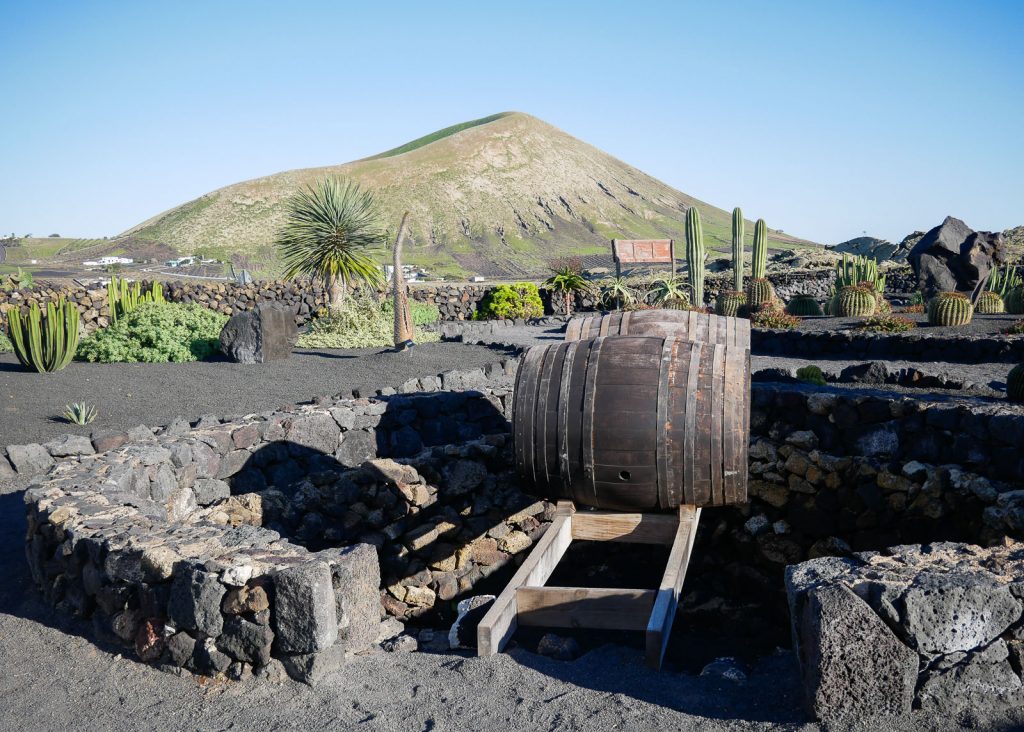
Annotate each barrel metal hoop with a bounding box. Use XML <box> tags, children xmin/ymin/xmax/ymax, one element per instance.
<box><xmin>581</xmin><ymin>336</ymin><xmax>604</xmax><ymax>507</ymax></box>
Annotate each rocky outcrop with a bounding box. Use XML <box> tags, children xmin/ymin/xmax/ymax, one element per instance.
<box><xmin>832</xmin><ymin>236</ymin><xmax>900</xmax><ymax>262</ymax></box>
<box><xmin>908</xmin><ymin>216</ymin><xmax>1009</xmax><ymax>299</ymax></box>
<box><xmin>219</xmin><ymin>303</ymin><xmax>298</xmax><ymax>363</ymax></box>
<box><xmin>787</xmin><ymin>543</ymin><xmax>1024</xmax><ymax>726</ymax></box>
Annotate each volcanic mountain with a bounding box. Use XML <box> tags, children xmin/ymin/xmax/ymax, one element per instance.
<box><xmin>123</xmin><ymin>112</ymin><xmax>818</xmax><ymax>278</ymax></box>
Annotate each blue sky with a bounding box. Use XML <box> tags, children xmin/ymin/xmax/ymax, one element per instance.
<box><xmin>1</xmin><ymin>0</ymin><xmax>1021</xmax><ymax>244</ymax></box>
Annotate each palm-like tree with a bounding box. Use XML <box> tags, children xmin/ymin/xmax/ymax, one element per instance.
<box><xmin>545</xmin><ymin>265</ymin><xmax>592</xmax><ymax>316</ymax></box>
<box><xmin>276</xmin><ymin>177</ymin><xmax>386</xmax><ymax>310</ymax></box>
<box><xmin>600</xmin><ymin>275</ymin><xmax>638</xmax><ymax>311</ymax></box>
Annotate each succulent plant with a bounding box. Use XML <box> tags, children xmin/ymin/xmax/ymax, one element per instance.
<box><xmin>857</xmin><ymin>314</ymin><xmax>916</xmax><ymax>333</ymax></box>
<box><xmin>976</xmin><ymin>290</ymin><xmax>1005</xmax><ymax>314</ymax></box>
<box><xmin>746</xmin><ymin>277</ymin><xmax>776</xmax><ymax>310</ymax></box>
<box><xmin>662</xmin><ymin>298</ymin><xmax>691</xmax><ymax>311</ymax></box>
<box><xmin>928</xmin><ymin>291</ymin><xmax>974</xmax><ymax>326</ymax></box>
<box><xmin>731</xmin><ymin>207</ymin><xmax>744</xmax><ymax>292</ymax></box>
<box><xmin>7</xmin><ymin>298</ymin><xmax>81</xmax><ymax>373</ymax></box>
<box><xmin>1008</xmin><ymin>363</ymin><xmax>1024</xmax><ymax>402</ymax></box>
<box><xmin>986</xmin><ymin>265</ymin><xmax>1022</xmax><ymax>299</ymax></box>
<box><xmin>685</xmin><ymin>207</ymin><xmax>706</xmax><ymax>307</ymax></box>
<box><xmin>715</xmin><ymin>290</ymin><xmax>747</xmax><ymax>317</ymax></box>
<box><xmin>752</xmin><ymin>219</ymin><xmax>768</xmax><ymax>280</ymax></box>
<box><xmin>1007</xmin><ymin>287</ymin><xmax>1024</xmax><ymax>315</ymax></box>
<box><xmin>108</xmin><ymin>275</ymin><xmax>164</xmax><ymax>323</ymax></box>
<box><xmin>63</xmin><ymin>402</ymin><xmax>98</xmax><ymax>425</ymax></box>
<box><xmin>785</xmin><ymin>294</ymin><xmax>822</xmax><ymax>317</ymax></box>
<box><xmin>750</xmin><ymin>302</ymin><xmax>799</xmax><ymax>329</ymax></box>
<box><xmin>796</xmin><ymin>365</ymin><xmax>826</xmax><ymax>386</ymax></box>
<box><xmin>836</xmin><ymin>253</ymin><xmax>885</xmax><ymax>293</ymax></box>
<box><xmin>836</xmin><ymin>286</ymin><xmax>877</xmax><ymax>317</ymax></box>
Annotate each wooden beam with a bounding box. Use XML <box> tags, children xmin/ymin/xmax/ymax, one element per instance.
<box><xmin>570</xmin><ymin>510</ymin><xmax>678</xmax><ymax>545</ymax></box>
<box><xmin>477</xmin><ymin>502</ymin><xmax>575</xmax><ymax>656</ymax></box>
<box><xmin>517</xmin><ymin>586</ymin><xmax>656</xmax><ymax>631</ymax></box>
<box><xmin>645</xmin><ymin>505</ymin><xmax>701</xmax><ymax>670</ymax></box>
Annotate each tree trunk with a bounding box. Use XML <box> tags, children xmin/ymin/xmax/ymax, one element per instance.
<box><xmin>392</xmin><ymin>212</ymin><xmax>414</xmax><ymax>348</ymax></box>
<box><xmin>564</xmin><ymin>291</ymin><xmax>573</xmax><ymax>317</ymax></box>
<box><xmin>327</xmin><ymin>274</ymin><xmax>345</xmax><ymax>311</ymax></box>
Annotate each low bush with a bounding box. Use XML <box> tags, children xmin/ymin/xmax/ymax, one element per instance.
<box><xmin>473</xmin><ymin>283</ymin><xmax>544</xmax><ymax>320</ymax></box>
<box><xmin>381</xmin><ymin>299</ymin><xmax>440</xmax><ymax>326</ymax></box>
<box><xmin>77</xmin><ymin>303</ymin><xmax>227</xmax><ymax>363</ymax></box>
<box><xmin>796</xmin><ymin>365</ymin><xmax>826</xmax><ymax>386</ymax></box>
<box><xmin>750</xmin><ymin>304</ymin><xmax>799</xmax><ymax>330</ymax></box>
<box><xmin>1002</xmin><ymin>320</ymin><xmax>1024</xmax><ymax>336</ymax></box>
<box><xmin>0</xmin><ymin>331</ymin><xmax>11</xmax><ymax>354</ymax></box>
<box><xmin>298</xmin><ymin>292</ymin><xmax>440</xmax><ymax>349</ymax></box>
<box><xmin>857</xmin><ymin>314</ymin><xmax>916</xmax><ymax>333</ymax></box>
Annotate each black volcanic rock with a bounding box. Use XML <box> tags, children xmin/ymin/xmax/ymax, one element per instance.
<box><xmin>908</xmin><ymin>216</ymin><xmax>1008</xmax><ymax>299</ymax></box>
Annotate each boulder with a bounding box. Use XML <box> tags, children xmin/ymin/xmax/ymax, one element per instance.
<box><xmin>272</xmin><ymin>560</ymin><xmax>338</xmax><ymax>653</ymax></box>
<box><xmin>219</xmin><ymin>303</ymin><xmax>297</xmax><ymax>364</ymax></box>
<box><xmin>908</xmin><ymin>216</ymin><xmax>1008</xmax><ymax>299</ymax></box>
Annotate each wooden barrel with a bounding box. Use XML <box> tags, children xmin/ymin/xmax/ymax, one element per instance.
<box><xmin>564</xmin><ymin>310</ymin><xmax>750</xmax><ymax>348</ymax></box>
<box><xmin>513</xmin><ymin>335</ymin><xmax>749</xmax><ymax>512</ymax></box>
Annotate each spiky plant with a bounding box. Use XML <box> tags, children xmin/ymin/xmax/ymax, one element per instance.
<box><xmin>685</xmin><ymin>207</ymin><xmax>706</xmax><ymax>307</ymax></box>
<box><xmin>836</xmin><ymin>286</ymin><xmax>877</xmax><ymax>317</ymax></box>
<box><xmin>7</xmin><ymin>298</ymin><xmax>80</xmax><ymax>373</ymax></box>
<box><xmin>599</xmin><ymin>275</ymin><xmax>638</xmax><ymax>311</ymax></box>
<box><xmin>1007</xmin><ymin>287</ymin><xmax>1024</xmax><ymax>315</ymax></box>
<box><xmin>751</xmin><ymin>219</ymin><xmax>768</xmax><ymax>280</ymax></box>
<box><xmin>976</xmin><ymin>291</ymin><xmax>1005</xmax><ymax>314</ymax></box>
<box><xmin>796</xmin><ymin>365</ymin><xmax>826</xmax><ymax>386</ymax></box>
<box><xmin>107</xmin><ymin>275</ymin><xmax>164</xmax><ymax>324</ymax></box>
<box><xmin>928</xmin><ymin>292</ymin><xmax>974</xmax><ymax>326</ymax></box>
<box><xmin>544</xmin><ymin>261</ymin><xmax>592</xmax><ymax>317</ymax></box>
<box><xmin>786</xmin><ymin>295</ymin><xmax>823</xmax><ymax>317</ymax></box>
<box><xmin>731</xmin><ymin>207</ymin><xmax>745</xmax><ymax>292</ymax></box>
<box><xmin>746</xmin><ymin>277</ymin><xmax>776</xmax><ymax>310</ymax></box>
<box><xmin>650</xmin><ymin>276</ymin><xmax>690</xmax><ymax>308</ymax></box>
<box><xmin>836</xmin><ymin>253</ymin><xmax>885</xmax><ymax>292</ymax></box>
<box><xmin>276</xmin><ymin>177</ymin><xmax>386</xmax><ymax>310</ymax></box>
<box><xmin>986</xmin><ymin>265</ymin><xmax>1022</xmax><ymax>299</ymax></box>
<box><xmin>716</xmin><ymin>290</ymin><xmax>746</xmax><ymax>317</ymax></box>
<box><xmin>1007</xmin><ymin>364</ymin><xmax>1024</xmax><ymax>402</ymax></box>
<box><xmin>63</xmin><ymin>402</ymin><xmax>98</xmax><ymax>425</ymax></box>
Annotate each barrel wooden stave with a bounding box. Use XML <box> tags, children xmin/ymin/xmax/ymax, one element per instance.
<box><xmin>564</xmin><ymin>309</ymin><xmax>750</xmax><ymax>349</ymax></box>
<box><xmin>514</xmin><ymin>335</ymin><xmax>750</xmax><ymax>512</ymax></box>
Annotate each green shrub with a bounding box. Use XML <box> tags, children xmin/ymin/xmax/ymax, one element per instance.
<box><xmin>1001</xmin><ymin>320</ymin><xmax>1024</xmax><ymax>336</ymax></box>
<box><xmin>750</xmin><ymin>304</ymin><xmax>799</xmax><ymax>330</ymax></box>
<box><xmin>77</xmin><ymin>303</ymin><xmax>227</xmax><ymax>363</ymax></box>
<box><xmin>0</xmin><ymin>331</ymin><xmax>11</xmax><ymax>354</ymax></box>
<box><xmin>381</xmin><ymin>299</ymin><xmax>440</xmax><ymax>326</ymax></box>
<box><xmin>473</xmin><ymin>283</ymin><xmax>544</xmax><ymax>320</ymax></box>
<box><xmin>796</xmin><ymin>365</ymin><xmax>826</xmax><ymax>386</ymax></box>
<box><xmin>857</xmin><ymin>314</ymin><xmax>916</xmax><ymax>333</ymax></box>
<box><xmin>298</xmin><ymin>292</ymin><xmax>440</xmax><ymax>349</ymax></box>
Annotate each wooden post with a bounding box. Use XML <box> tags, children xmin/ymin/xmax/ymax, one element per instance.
<box><xmin>645</xmin><ymin>504</ymin><xmax>701</xmax><ymax>669</ymax></box>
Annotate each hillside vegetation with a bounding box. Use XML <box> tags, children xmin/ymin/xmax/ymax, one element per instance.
<box><xmin>124</xmin><ymin>112</ymin><xmax>819</xmax><ymax>278</ymax></box>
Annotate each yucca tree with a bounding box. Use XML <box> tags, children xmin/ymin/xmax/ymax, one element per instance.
<box><xmin>276</xmin><ymin>177</ymin><xmax>386</xmax><ymax>310</ymax></box>
<box><xmin>544</xmin><ymin>265</ymin><xmax>592</xmax><ymax>316</ymax></box>
<box><xmin>599</xmin><ymin>275</ymin><xmax>638</xmax><ymax>311</ymax></box>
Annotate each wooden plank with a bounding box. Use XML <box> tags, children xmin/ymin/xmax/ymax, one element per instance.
<box><xmin>517</xmin><ymin>586</ymin><xmax>656</xmax><ymax>631</ymax></box>
<box><xmin>571</xmin><ymin>510</ymin><xmax>679</xmax><ymax>544</ymax></box>
<box><xmin>645</xmin><ymin>505</ymin><xmax>701</xmax><ymax>670</ymax></box>
<box><xmin>683</xmin><ymin>342</ymin><xmax>703</xmax><ymax>505</ymax></box>
<box><xmin>710</xmin><ymin>344</ymin><xmax>725</xmax><ymax>506</ymax></box>
<box><xmin>477</xmin><ymin>502</ymin><xmax>575</xmax><ymax>656</ymax></box>
<box><xmin>581</xmin><ymin>337</ymin><xmax>604</xmax><ymax>507</ymax></box>
<box><xmin>558</xmin><ymin>340</ymin><xmax>579</xmax><ymax>500</ymax></box>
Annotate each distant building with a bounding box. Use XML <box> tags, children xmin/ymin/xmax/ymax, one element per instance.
<box><xmin>84</xmin><ymin>256</ymin><xmax>133</xmax><ymax>267</ymax></box>
<box><xmin>470</xmin><ymin>275</ymin><xmax>486</xmax><ymax>282</ymax></box>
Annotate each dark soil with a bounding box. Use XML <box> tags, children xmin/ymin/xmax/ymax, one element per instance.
<box><xmin>786</xmin><ymin>312</ymin><xmax>1021</xmax><ymax>336</ymax></box>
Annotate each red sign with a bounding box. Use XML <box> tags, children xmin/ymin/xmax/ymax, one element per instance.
<box><xmin>612</xmin><ymin>239</ymin><xmax>675</xmax><ymax>264</ymax></box>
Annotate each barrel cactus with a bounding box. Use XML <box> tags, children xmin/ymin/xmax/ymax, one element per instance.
<box><xmin>1009</xmin><ymin>364</ymin><xmax>1024</xmax><ymax>402</ymax></box>
<box><xmin>7</xmin><ymin>298</ymin><xmax>81</xmax><ymax>373</ymax></box>
<box><xmin>746</xmin><ymin>277</ymin><xmax>776</xmax><ymax>310</ymax></box>
<box><xmin>977</xmin><ymin>290</ymin><xmax>1006</xmax><ymax>314</ymax></box>
<box><xmin>663</xmin><ymin>298</ymin><xmax>691</xmax><ymax>311</ymax></box>
<box><xmin>785</xmin><ymin>295</ymin><xmax>823</xmax><ymax>316</ymax></box>
<box><xmin>836</xmin><ymin>286</ymin><xmax>877</xmax><ymax>317</ymax></box>
<box><xmin>1007</xmin><ymin>287</ymin><xmax>1024</xmax><ymax>315</ymax></box>
<box><xmin>715</xmin><ymin>290</ymin><xmax>747</xmax><ymax>317</ymax></box>
<box><xmin>928</xmin><ymin>291</ymin><xmax>974</xmax><ymax>326</ymax></box>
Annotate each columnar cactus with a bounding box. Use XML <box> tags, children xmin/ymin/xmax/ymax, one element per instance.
<box><xmin>976</xmin><ymin>291</ymin><xmax>1005</xmax><ymax>314</ymax></box>
<box><xmin>836</xmin><ymin>253</ymin><xmax>886</xmax><ymax>293</ymax></box>
<box><xmin>685</xmin><ymin>207</ymin><xmax>705</xmax><ymax>307</ymax></box>
<box><xmin>928</xmin><ymin>291</ymin><xmax>974</xmax><ymax>326</ymax></box>
<box><xmin>752</xmin><ymin>218</ymin><xmax>768</xmax><ymax>280</ymax></box>
<box><xmin>836</xmin><ymin>286</ymin><xmax>877</xmax><ymax>317</ymax></box>
<box><xmin>731</xmin><ymin>207</ymin><xmax>744</xmax><ymax>292</ymax></box>
<box><xmin>7</xmin><ymin>298</ymin><xmax>81</xmax><ymax>373</ymax></box>
<box><xmin>785</xmin><ymin>294</ymin><xmax>823</xmax><ymax>316</ymax></box>
<box><xmin>746</xmin><ymin>277</ymin><xmax>776</xmax><ymax>310</ymax></box>
<box><xmin>715</xmin><ymin>290</ymin><xmax>746</xmax><ymax>317</ymax></box>
<box><xmin>1008</xmin><ymin>363</ymin><xmax>1024</xmax><ymax>402</ymax></box>
<box><xmin>108</xmin><ymin>275</ymin><xmax>164</xmax><ymax>323</ymax></box>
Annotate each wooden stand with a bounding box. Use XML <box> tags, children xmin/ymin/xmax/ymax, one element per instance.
<box><xmin>476</xmin><ymin>501</ymin><xmax>701</xmax><ymax>670</ymax></box>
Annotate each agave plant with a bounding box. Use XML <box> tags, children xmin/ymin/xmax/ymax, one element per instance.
<box><xmin>276</xmin><ymin>177</ymin><xmax>386</xmax><ymax>310</ymax></box>
<box><xmin>63</xmin><ymin>402</ymin><xmax>98</xmax><ymax>425</ymax></box>
<box><xmin>650</xmin><ymin>276</ymin><xmax>691</xmax><ymax>308</ymax></box>
<box><xmin>599</xmin><ymin>275</ymin><xmax>638</xmax><ymax>311</ymax></box>
<box><xmin>544</xmin><ymin>262</ymin><xmax>592</xmax><ymax>316</ymax></box>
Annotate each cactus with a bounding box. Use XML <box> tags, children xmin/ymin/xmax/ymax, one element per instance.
<box><xmin>685</xmin><ymin>207</ymin><xmax>705</xmax><ymax>307</ymax></box>
<box><xmin>928</xmin><ymin>291</ymin><xmax>974</xmax><ymax>326</ymax></box>
<box><xmin>976</xmin><ymin>290</ymin><xmax>1005</xmax><ymax>314</ymax></box>
<box><xmin>715</xmin><ymin>290</ymin><xmax>746</xmax><ymax>317</ymax></box>
<box><xmin>836</xmin><ymin>286</ymin><xmax>877</xmax><ymax>317</ymax></box>
<box><xmin>752</xmin><ymin>218</ymin><xmax>768</xmax><ymax>279</ymax></box>
<box><xmin>108</xmin><ymin>275</ymin><xmax>164</xmax><ymax>323</ymax></box>
<box><xmin>1008</xmin><ymin>364</ymin><xmax>1024</xmax><ymax>402</ymax></box>
<box><xmin>796</xmin><ymin>365</ymin><xmax>826</xmax><ymax>386</ymax></box>
<box><xmin>663</xmin><ymin>298</ymin><xmax>691</xmax><ymax>311</ymax></box>
<box><xmin>986</xmin><ymin>265</ymin><xmax>1022</xmax><ymax>299</ymax></box>
<box><xmin>7</xmin><ymin>298</ymin><xmax>81</xmax><ymax>373</ymax></box>
<box><xmin>836</xmin><ymin>253</ymin><xmax>886</xmax><ymax>293</ymax></box>
<box><xmin>785</xmin><ymin>294</ymin><xmax>823</xmax><ymax>316</ymax></box>
<box><xmin>745</xmin><ymin>277</ymin><xmax>776</xmax><ymax>310</ymax></box>
<box><xmin>1003</xmin><ymin>287</ymin><xmax>1024</xmax><ymax>315</ymax></box>
<box><xmin>731</xmin><ymin>207</ymin><xmax>744</xmax><ymax>291</ymax></box>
